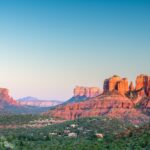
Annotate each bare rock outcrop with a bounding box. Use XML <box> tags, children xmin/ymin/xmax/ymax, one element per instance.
<box><xmin>117</xmin><ymin>78</ymin><xmax>129</xmax><ymax>95</ymax></box>
<box><xmin>74</xmin><ymin>86</ymin><xmax>100</xmax><ymax>98</ymax></box>
<box><xmin>103</xmin><ymin>75</ymin><xmax>129</xmax><ymax>95</ymax></box>
<box><xmin>46</xmin><ymin>93</ymin><xmax>135</xmax><ymax>120</ymax></box>
<box><xmin>0</xmin><ymin>88</ymin><xmax>18</xmax><ymax>106</ymax></box>
<box><xmin>46</xmin><ymin>74</ymin><xmax>150</xmax><ymax>121</ymax></box>
<box><xmin>135</xmin><ymin>74</ymin><xmax>150</xmax><ymax>97</ymax></box>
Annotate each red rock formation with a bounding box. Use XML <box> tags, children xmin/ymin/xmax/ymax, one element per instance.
<box><xmin>104</xmin><ymin>74</ymin><xmax>150</xmax><ymax>97</ymax></box>
<box><xmin>103</xmin><ymin>75</ymin><xmax>121</xmax><ymax>92</ymax></box>
<box><xmin>135</xmin><ymin>75</ymin><xmax>150</xmax><ymax>97</ymax></box>
<box><xmin>103</xmin><ymin>75</ymin><xmax>128</xmax><ymax>95</ymax></box>
<box><xmin>89</xmin><ymin>87</ymin><xmax>100</xmax><ymax>97</ymax></box>
<box><xmin>117</xmin><ymin>78</ymin><xmax>129</xmax><ymax>95</ymax></box>
<box><xmin>45</xmin><ymin>74</ymin><xmax>150</xmax><ymax>121</ymax></box>
<box><xmin>136</xmin><ymin>75</ymin><xmax>146</xmax><ymax>96</ymax></box>
<box><xmin>74</xmin><ymin>86</ymin><xmax>85</xmax><ymax>97</ymax></box>
<box><xmin>74</xmin><ymin>86</ymin><xmax>100</xmax><ymax>98</ymax></box>
<box><xmin>46</xmin><ymin>92</ymin><xmax>135</xmax><ymax>120</ymax></box>
<box><xmin>0</xmin><ymin>88</ymin><xmax>18</xmax><ymax>105</ymax></box>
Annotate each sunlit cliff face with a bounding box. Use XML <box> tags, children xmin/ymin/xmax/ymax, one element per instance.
<box><xmin>103</xmin><ymin>75</ymin><xmax>129</xmax><ymax>95</ymax></box>
<box><xmin>0</xmin><ymin>88</ymin><xmax>18</xmax><ymax>105</ymax></box>
<box><xmin>73</xmin><ymin>86</ymin><xmax>100</xmax><ymax>98</ymax></box>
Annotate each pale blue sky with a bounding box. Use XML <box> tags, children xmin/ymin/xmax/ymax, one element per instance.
<box><xmin>0</xmin><ymin>0</ymin><xmax>149</xmax><ymax>100</ymax></box>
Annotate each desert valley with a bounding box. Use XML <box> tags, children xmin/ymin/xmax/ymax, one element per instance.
<box><xmin>0</xmin><ymin>74</ymin><xmax>150</xmax><ymax>149</ymax></box>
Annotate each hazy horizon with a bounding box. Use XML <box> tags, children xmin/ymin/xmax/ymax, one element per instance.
<box><xmin>0</xmin><ymin>0</ymin><xmax>150</xmax><ymax>100</ymax></box>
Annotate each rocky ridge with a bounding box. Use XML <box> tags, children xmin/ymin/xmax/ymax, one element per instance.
<box><xmin>46</xmin><ymin>74</ymin><xmax>150</xmax><ymax>122</ymax></box>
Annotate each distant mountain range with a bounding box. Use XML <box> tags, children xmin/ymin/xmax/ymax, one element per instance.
<box><xmin>18</xmin><ymin>96</ymin><xmax>39</xmax><ymax>101</ymax></box>
<box><xmin>17</xmin><ymin>96</ymin><xmax>62</xmax><ymax>107</ymax></box>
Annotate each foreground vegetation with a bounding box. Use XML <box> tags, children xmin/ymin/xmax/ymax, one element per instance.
<box><xmin>0</xmin><ymin>114</ymin><xmax>42</xmax><ymax>125</ymax></box>
<box><xmin>0</xmin><ymin>115</ymin><xmax>149</xmax><ymax>150</ymax></box>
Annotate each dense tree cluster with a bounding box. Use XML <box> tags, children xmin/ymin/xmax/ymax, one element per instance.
<box><xmin>0</xmin><ymin>115</ymin><xmax>149</xmax><ymax>150</ymax></box>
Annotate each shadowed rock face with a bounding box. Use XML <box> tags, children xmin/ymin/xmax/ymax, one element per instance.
<box><xmin>74</xmin><ymin>86</ymin><xmax>100</xmax><ymax>98</ymax></box>
<box><xmin>103</xmin><ymin>75</ymin><xmax>129</xmax><ymax>95</ymax></box>
<box><xmin>136</xmin><ymin>75</ymin><xmax>150</xmax><ymax>97</ymax></box>
<box><xmin>129</xmin><ymin>82</ymin><xmax>134</xmax><ymax>91</ymax></box>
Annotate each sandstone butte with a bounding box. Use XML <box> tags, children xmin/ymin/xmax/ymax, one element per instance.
<box><xmin>74</xmin><ymin>86</ymin><xmax>100</xmax><ymax>98</ymax></box>
<box><xmin>103</xmin><ymin>75</ymin><xmax>129</xmax><ymax>95</ymax></box>
<box><xmin>0</xmin><ymin>88</ymin><xmax>18</xmax><ymax>106</ymax></box>
<box><xmin>46</xmin><ymin>74</ymin><xmax>150</xmax><ymax>121</ymax></box>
